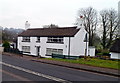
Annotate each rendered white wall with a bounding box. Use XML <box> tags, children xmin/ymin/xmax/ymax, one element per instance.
<box><xmin>18</xmin><ymin>36</ymin><xmax>70</xmax><ymax>57</ymax></box>
<box><xmin>17</xmin><ymin>37</ymin><xmax>22</xmax><ymax>51</ymax></box>
<box><xmin>18</xmin><ymin>37</ymin><xmax>37</xmax><ymax>56</ymax></box>
<box><xmin>17</xmin><ymin>27</ymin><xmax>88</xmax><ymax>57</ymax></box>
<box><xmin>40</xmin><ymin>37</ymin><xmax>69</xmax><ymax>57</ymax></box>
<box><xmin>70</xmin><ymin>27</ymin><xmax>88</xmax><ymax>56</ymax></box>
<box><xmin>110</xmin><ymin>52</ymin><xmax>120</xmax><ymax>59</ymax></box>
<box><xmin>88</xmin><ymin>46</ymin><xmax>95</xmax><ymax>56</ymax></box>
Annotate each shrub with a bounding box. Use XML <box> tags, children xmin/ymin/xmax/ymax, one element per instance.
<box><xmin>97</xmin><ymin>53</ymin><xmax>103</xmax><ymax>55</ymax></box>
<box><xmin>2</xmin><ymin>41</ymin><xmax>10</xmax><ymax>48</ymax></box>
<box><xmin>101</xmin><ymin>49</ymin><xmax>109</xmax><ymax>54</ymax></box>
<box><xmin>102</xmin><ymin>53</ymin><xmax>111</xmax><ymax>56</ymax></box>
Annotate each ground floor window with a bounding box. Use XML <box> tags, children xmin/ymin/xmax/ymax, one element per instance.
<box><xmin>22</xmin><ymin>46</ymin><xmax>30</xmax><ymax>53</ymax></box>
<box><xmin>46</xmin><ymin>48</ymin><xmax>63</xmax><ymax>55</ymax></box>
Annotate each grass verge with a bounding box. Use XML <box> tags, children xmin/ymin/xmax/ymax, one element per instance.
<box><xmin>41</xmin><ymin>58</ymin><xmax>120</xmax><ymax>70</ymax></box>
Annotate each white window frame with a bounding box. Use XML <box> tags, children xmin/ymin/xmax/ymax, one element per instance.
<box><xmin>22</xmin><ymin>46</ymin><xmax>30</xmax><ymax>53</ymax></box>
<box><xmin>46</xmin><ymin>48</ymin><xmax>63</xmax><ymax>55</ymax></box>
<box><xmin>22</xmin><ymin>37</ymin><xmax>30</xmax><ymax>42</ymax></box>
<box><xmin>47</xmin><ymin>37</ymin><xmax>64</xmax><ymax>43</ymax></box>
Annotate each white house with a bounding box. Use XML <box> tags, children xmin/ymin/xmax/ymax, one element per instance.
<box><xmin>110</xmin><ymin>39</ymin><xmax>120</xmax><ymax>59</ymax></box>
<box><xmin>17</xmin><ymin>17</ymin><xmax>95</xmax><ymax>58</ymax></box>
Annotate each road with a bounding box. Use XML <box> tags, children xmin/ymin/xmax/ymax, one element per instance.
<box><xmin>1</xmin><ymin>54</ymin><xmax>119</xmax><ymax>83</ymax></box>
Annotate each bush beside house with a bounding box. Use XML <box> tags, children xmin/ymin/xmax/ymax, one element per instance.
<box><xmin>2</xmin><ymin>41</ymin><xmax>22</xmax><ymax>54</ymax></box>
<box><xmin>2</xmin><ymin>41</ymin><xmax>10</xmax><ymax>48</ymax></box>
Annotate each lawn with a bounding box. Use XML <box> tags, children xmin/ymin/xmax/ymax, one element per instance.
<box><xmin>41</xmin><ymin>58</ymin><xmax>120</xmax><ymax>70</ymax></box>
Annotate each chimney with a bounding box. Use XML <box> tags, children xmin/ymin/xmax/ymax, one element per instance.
<box><xmin>77</xmin><ymin>16</ymin><xmax>84</xmax><ymax>29</ymax></box>
<box><xmin>25</xmin><ymin>21</ymin><xmax>30</xmax><ymax>30</ymax></box>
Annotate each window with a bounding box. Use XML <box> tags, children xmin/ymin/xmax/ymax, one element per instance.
<box><xmin>22</xmin><ymin>46</ymin><xmax>30</xmax><ymax>53</ymax></box>
<box><xmin>80</xmin><ymin>24</ymin><xmax>82</xmax><ymax>26</ymax></box>
<box><xmin>47</xmin><ymin>37</ymin><xmax>64</xmax><ymax>43</ymax></box>
<box><xmin>22</xmin><ymin>37</ymin><xmax>30</xmax><ymax>42</ymax></box>
<box><xmin>84</xmin><ymin>33</ymin><xmax>89</xmax><ymax>42</ymax></box>
<box><xmin>58</xmin><ymin>49</ymin><xmax>63</xmax><ymax>54</ymax></box>
<box><xmin>46</xmin><ymin>48</ymin><xmax>52</xmax><ymax>55</ymax></box>
<box><xmin>36</xmin><ymin>37</ymin><xmax>40</xmax><ymax>42</ymax></box>
<box><xmin>46</xmin><ymin>48</ymin><xmax>63</xmax><ymax>55</ymax></box>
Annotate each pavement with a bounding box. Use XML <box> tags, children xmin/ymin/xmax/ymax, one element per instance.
<box><xmin>2</xmin><ymin>52</ymin><xmax>120</xmax><ymax>77</ymax></box>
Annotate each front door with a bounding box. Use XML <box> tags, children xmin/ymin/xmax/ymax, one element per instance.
<box><xmin>36</xmin><ymin>46</ymin><xmax>40</xmax><ymax>57</ymax></box>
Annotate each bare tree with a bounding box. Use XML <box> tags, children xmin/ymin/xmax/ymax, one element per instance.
<box><xmin>2</xmin><ymin>28</ymin><xmax>24</xmax><ymax>42</ymax></box>
<box><xmin>78</xmin><ymin>7</ymin><xmax>98</xmax><ymax>46</ymax></box>
<box><xmin>100</xmin><ymin>10</ymin><xmax>109</xmax><ymax>49</ymax></box>
<box><xmin>43</xmin><ymin>24</ymin><xmax>58</xmax><ymax>28</ymax></box>
<box><xmin>100</xmin><ymin>9</ymin><xmax>119</xmax><ymax>49</ymax></box>
<box><xmin>106</xmin><ymin>9</ymin><xmax>119</xmax><ymax>48</ymax></box>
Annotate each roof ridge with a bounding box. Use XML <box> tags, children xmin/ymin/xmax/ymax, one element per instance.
<box><xmin>18</xmin><ymin>26</ymin><xmax>80</xmax><ymax>37</ymax></box>
<box><xmin>27</xmin><ymin>26</ymin><xmax>77</xmax><ymax>30</ymax></box>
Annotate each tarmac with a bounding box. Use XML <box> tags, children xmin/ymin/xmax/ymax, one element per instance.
<box><xmin>2</xmin><ymin>52</ymin><xmax>120</xmax><ymax>77</ymax></box>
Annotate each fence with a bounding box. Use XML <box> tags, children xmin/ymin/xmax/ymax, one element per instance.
<box><xmin>51</xmin><ymin>53</ymin><xmax>80</xmax><ymax>59</ymax></box>
<box><xmin>4</xmin><ymin>48</ymin><xmax>23</xmax><ymax>54</ymax></box>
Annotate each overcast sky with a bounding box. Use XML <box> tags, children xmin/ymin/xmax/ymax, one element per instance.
<box><xmin>0</xmin><ymin>0</ymin><xmax>119</xmax><ymax>29</ymax></box>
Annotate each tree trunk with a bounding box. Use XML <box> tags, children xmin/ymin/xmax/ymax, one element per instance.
<box><xmin>102</xmin><ymin>18</ymin><xmax>106</xmax><ymax>49</ymax></box>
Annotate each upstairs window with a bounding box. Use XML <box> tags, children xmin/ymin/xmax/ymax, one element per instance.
<box><xmin>22</xmin><ymin>37</ymin><xmax>30</xmax><ymax>42</ymax></box>
<box><xmin>36</xmin><ymin>37</ymin><xmax>40</xmax><ymax>42</ymax></box>
<box><xmin>47</xmin><ymin>37</ymin><xmax>64</xmax><ymax>43</ymax></box>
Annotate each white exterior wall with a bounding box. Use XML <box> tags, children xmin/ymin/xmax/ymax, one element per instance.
<box><xmin>18</xmin><ymin>37</ymin><xmax>37</xmax><ymax>56</ymax></box>
<box><xmin>18</xmin><ymin>27</ymin><xmax>89</xmax><ymax>57</ymax></box>
<box><xmin>88</xmin><ymin>46</ymin><xmax>95</xmax><ymax>56</ymax></box>
<box><xmin>70</xmin><ymin>27</ymin><xmax>88</xmax><ymax>56</ymax></box>
<box><xmin>17</xmin><ymin>37</ymin><xmax>22</xmax><ymax>51</ymax></box>
<box><xmin>110</xmin><ymin>52</ymin><xmax>120</xmax><ymax>59</ymax></box>
<box><xmin>40</xmin><ymin>37</ymin><xmax>69</xmax><ymax>57</ymax></box>
<box><xmin>18</xmin><ymin>36</ymin><xmax>70</xmax><ymax>57</ymax></box>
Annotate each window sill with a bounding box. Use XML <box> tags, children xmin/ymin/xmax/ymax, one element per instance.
<box><xmin>46</xmin><ymin>42</ymin><xmax>64</xmax><ymax>44</ymax></box>
<box><xmin>45</xmin><ymin>54</ymin><xmax>52</xmax><ymax>56</ymax></box>
<box><xmin>23</xmin><ymin>51</ymin><xmax>31</xmax><ymax>53</ymax></box>
<box><xmin>36</xmin><ymin>41</ymin><xmax>40</xmax><ymax>43</ymax></box>
<box><xmin>22</xmin><ymin>41</ymin><xmax>30</xmax><ymax>42</ymax></box>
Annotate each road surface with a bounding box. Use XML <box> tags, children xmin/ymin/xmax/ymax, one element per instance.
<box><xmin>1</xmin><ymin>54</ymin><xmax>119</xmax><ymax>83</ymax></box>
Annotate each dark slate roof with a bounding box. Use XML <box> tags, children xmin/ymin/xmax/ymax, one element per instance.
<box><xmin>110</xmin><ymin>38</ymin><xmax>120</xmax><ymax>53</ymax></box>
<box><xmin>18</xmin><ymin>26</ymin><xmax>80</xmax><ymax>37</ymax></box>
